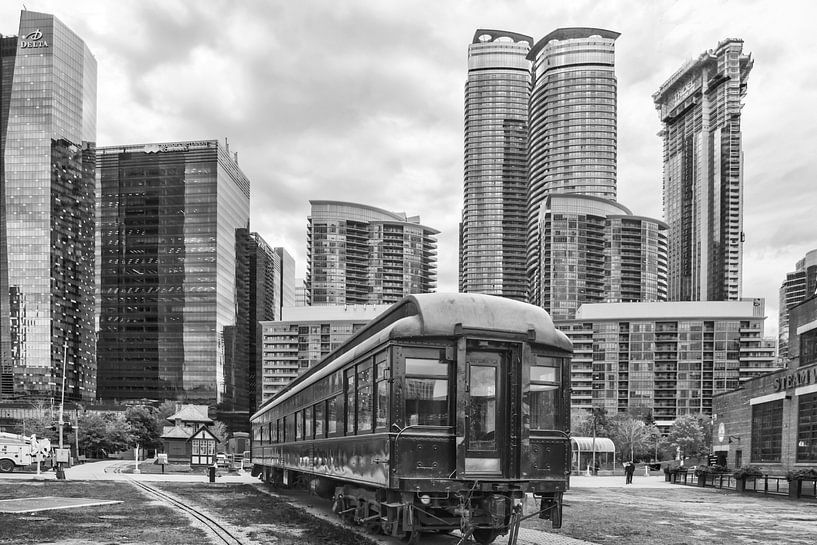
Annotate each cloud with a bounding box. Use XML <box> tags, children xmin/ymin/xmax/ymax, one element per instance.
<box><xmin>3</xmin><ymin>0</ymin><xmax>816</xmax><ymax>333</ymax></box>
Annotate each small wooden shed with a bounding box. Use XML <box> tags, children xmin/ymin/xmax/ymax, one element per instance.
<box><xmin>189</xmin><ymin>426</ymin><xmax>219</xmax><ymax>467</ymax></box>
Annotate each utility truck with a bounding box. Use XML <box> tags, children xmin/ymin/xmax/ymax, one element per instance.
<box><xmin>0</xmin><ymin>432</ymin><xmax>51</xmax><ymax>472</ymax></box>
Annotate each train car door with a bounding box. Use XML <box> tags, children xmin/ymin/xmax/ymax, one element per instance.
<box><xmin>457</xmin><ymin>339</ymin><xmax>521</xmax><ymax>479</ymax></box>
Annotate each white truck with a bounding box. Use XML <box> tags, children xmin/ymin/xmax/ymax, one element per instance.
<box><xmin>0</xmin><ymin>432</ymin><xmax>51</xmax><ymax>472</ymax></box>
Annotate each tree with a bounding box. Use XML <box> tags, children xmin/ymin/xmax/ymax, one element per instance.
<box><xmin>666</xmin><ymin>414</ymin><xmax>707</xmax><ymax>459</ymax></box>
<box><xmin>125</xmin><ymin>405</ymin><xmax>162</xmax><ymax>451</ymax></box>
<box><xmin>609</xmin><ymin>414</ymin><xmax>652</xmax><ymax>462</ymax></box>
<box><xmin>18</xmin><ymin>400</ymin><xmax>58</xmax><ymax>443</ymax></box>
<box><xmin>210</xmin><ymin>420</ymin><xmax>228</xmax><ymax>447</ymax></box>
<box><xmin>77</xmin><ymin>412</ymin><xmax>132</xmax><ymax>458</ymax></box>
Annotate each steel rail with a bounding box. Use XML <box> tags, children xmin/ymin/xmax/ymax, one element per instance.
<box><xmin>126</xmin><ymin>478</ymin><xmax>243</xmax><ymax>545</ymax></box>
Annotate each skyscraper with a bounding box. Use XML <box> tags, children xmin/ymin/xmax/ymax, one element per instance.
<box><xmin>0</xmin><ymin>11</ymin><xmax>97</xmax><ymax>401</ymax></box>
<box><xmin>96</xmin><ymin>140</ymin><xmax>250</xmax><ymax>422</ymax></box>
<box><xmin>779</xmin><ymin>249</ymin><xmax>817</xmax><ymax>363</ymax></box>
<box><xmin>537</xmin><ymin>194</ymin><xmax>667</xmax><ymax>321</ymax></box>
<box><xmin>526</xmin><ymin>28</ymin><xmax>620</xmax><ymax>302</ymax></box>
<box><xmin>460</xmin><ymin>30</ymin><xmax>531</xmax><ymax>301</ymax></box>
<box><xmin>653</xmin><ymin>39</ymin><xmax>753</xmax><ymax>302</ymax></box>
<box><xmin>307</xmin><ymin>201</ymin><xmax>438</xmax><ymax>306</ymax></box>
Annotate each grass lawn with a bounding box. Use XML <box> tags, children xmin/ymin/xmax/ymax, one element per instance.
<box><xmin>0</xmin><ymin>481</ymin><xmax>374</xmax><ymax>545</ymax></box>
<box><xmin>0</xmin><ymin>481</ymin><xmax>208</xmax><ymax>545</ymax></box>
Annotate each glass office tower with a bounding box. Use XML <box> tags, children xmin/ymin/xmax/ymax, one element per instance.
<box><xmin>96</xmin><ymin>141</ymin><xmax>250</xmax><ymax>420</ymax></box>
<box><xmin>653</xmin><ymin>39</ymin><xmax>753</xmax><ymax>302</ymax></box>
<box><xmin>460</xmin><ymin>30</ymin><xmax>531</xmax><ymax>301</ymax></box>
<box><xmin>526</xmin><ymin>28</ymin><xmax>619</xmax><ymax>304</ymax></box>
<box><xmin>0</xmin><ymin>11</ymin><xmax>97</xmax><ymax>400</ymax></box>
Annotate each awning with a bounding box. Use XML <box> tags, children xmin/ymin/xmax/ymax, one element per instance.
<box><xmin>570</xmin><ymin>437</ymin><xmax>616</xmax><ymax>452</ymax></box>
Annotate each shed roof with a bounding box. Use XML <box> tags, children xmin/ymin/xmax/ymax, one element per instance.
<box><xmin>166</xmin><ymin>404</ymin><xmax>213</xmax><ymax>424</ymax></box>
<box><xmin>571</xmin><ymin>437</ymin><xmax>616</xmax><ymax>452</ymax></box>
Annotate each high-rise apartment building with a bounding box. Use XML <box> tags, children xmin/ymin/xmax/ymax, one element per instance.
<box><xmin>526</xmin><ymin>28</ymin><xmax>620</xmax><ymax>302</ymax></box>
<box><xmin>307</xmin><ymin>201</ymin><xmax>438</xmax><ymax>306</ymax></box>
<box><xmin>96</xmin><ymin>141</ymin><xmax>250</xmax><ymax>423</ymax></box>
<box><xmin>779</xmin><ymin>249</ymin><xmax>817</xmax><ymax>363</ymax></box>
<box><xmin>653</xmin><ymin>39</ymin><xmax>753</xmax><ymax>302</ymax></box>
<box><xmin>562</xmin><ymin>299</ymin><xmax>779</xmax><ymax>427</ymax></box>
<box><xmin>0</xmin><ymin>11</ymin><xmax>97</xmax><ymax>401</ymax></box>
<box><xmin>537</xmin><ymin>194</ymin><xmax>667</xmax><ymax>320</ymax></box>
<box><xmin>258</xmin><ymin>304</ymin><xmax>388</xmax><ymax>403</ymax></box>
<box><xmin>460</xmin><ymin>30</ymin><xmax>531</xmax><ymax>301</ymax></box>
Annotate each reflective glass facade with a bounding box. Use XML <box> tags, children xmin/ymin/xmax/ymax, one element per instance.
<box><xmin>527</xmin><ymin>28</ymin><xmax>619</xmax><ymax>302</ymax></box>
<box><xmin>778</xmin><ymin>249</ymin><xmax>817</xmax><ymax>363</ymax></box>
<box><xmin>460</xmin><ymin>30</ymin><xmax>531</xmax><ymax>301</ymax></box>
<box><xmin>0</xmin><ymin>11</ymin><xmax>96</xmax><ymax>401</ymax></box>
<box><xmin>538</xmin><ymin>194</ymin><xmax>667</xmax><ymax>321</ymax></box>
<box><xmin>653</xmin><ymin>39</ymin><xmax>753</xmax><ymax>302</ymax></box>
<box><xmin>307</xmin><ymin>201</ymin><xmax>437</xmax><ymax>305</ymax></box>
<box><xmin>96</xmin><ymin>141</ymin><xmax>250</xmax><ymax>418</ymax></box>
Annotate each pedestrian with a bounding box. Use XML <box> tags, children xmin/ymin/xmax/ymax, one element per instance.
<box><xmin>625</xmin><ymin>461</ymin><xmax>635</xmax><ymax>484</ymax></box>
<box><xmin>594</xmin><ymin>461</ymin><xmax>600</xmax><ymax>476</ymax></box>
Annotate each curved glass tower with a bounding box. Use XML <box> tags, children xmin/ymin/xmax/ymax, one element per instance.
<box><xmin>460</xmin><ymin>30</ymin><xmax>532</xmax><ymax>300</ymax></box>
<box><xmin>307</xmin><ymin>201</ymin><xmax>438</xmax><ymax>306</ymax></box>
<box><xmin>526</xmin><ymin>28</ymin><xmax>619</xmax><ymax>303</ymax></box>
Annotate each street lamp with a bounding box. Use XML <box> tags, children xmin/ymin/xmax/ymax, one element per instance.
<box><xmin>56</xmin><ymin>342</ymin><xmax>67</xmax><ymax>480</ymax></box>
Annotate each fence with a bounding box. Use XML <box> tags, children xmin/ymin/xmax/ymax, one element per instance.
<box><xmin>673</xmin><ymin>471</ymin><xmax>817</xmax><ymax>500</ymax></box>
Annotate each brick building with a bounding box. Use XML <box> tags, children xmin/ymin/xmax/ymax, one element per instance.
<box><xmin>713</xmin><ymin>295</ymin><xmax>817</xmax><ymax>471</ymax></box>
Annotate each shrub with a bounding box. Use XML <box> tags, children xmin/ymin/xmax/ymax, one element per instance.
<box><xmin>732</xmin><ymin>466</ymin><xmax>763</xmax><ymax>479</ymax></box>
<box><xmin>785</xmin><ymin>468</ymin><xmax>817</xmax><ymax>481</ymax></box>
<box><xmin>694</xmin><ymin>464</ymin><xmax>729</xmax><ymax>476</ymax></box>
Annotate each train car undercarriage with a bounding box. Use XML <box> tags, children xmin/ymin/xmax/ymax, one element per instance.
<box><xmin>260</xmin><ymin>466</ymin><xmax>563</xmax><ymax>545</ymax></box>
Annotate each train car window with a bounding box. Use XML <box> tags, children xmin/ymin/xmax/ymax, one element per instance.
<box><xmin>253</xmin><ymin>422</ymin><xmax>261</xmax><ymax>442</ymax></box>
<box><xmin>469</xmin><ymin>365</ymin><xmax>498</xmax><ymax>451</ymax></box>
<box><xmin>314</xmin><ymin>401</ymin><xmax>325</xmax><ymax>438</ymax></box>
<box><xmin>287</xmin><ymin>414</ymin><xmax>296</xmax><ymax>443</ymax></box>
<box><xmin>345</xmin><ymin>368</ymin><xmax>356</xmax><ymax>435</ymax></box>
<box><xmin>276</xmin><ymin>419</ymin><xmax>280</xmax><ymax>443</ymax></box>
<box><xmin>527</xmin><ymin>356</ymin><xmax>563</xmax><ymax>430</ymax></box>
<box><xmin>406</xmin><ymin>358</ymin><xmax>448</xmax><ymax>376</ymax></box>
<box><xmin>375</xmin><ymin>378</ymin><xmax>389</xmax><ymax>430</ymax></box>
<box><xmin>358</xmin><ymin>385</ymin><xmax>373</xmax><ymax>433</ymax></box>
<box><xmin>282</xmin><ymin>416</ymin><xmax>287</xmax><ymax>443</ymax></box>
<box><xmin>327</xmin><ymin>396</ymin><xmax>339</xmax><ymax>435</ymax></box>
<box><xmin>305</xmin><ymin>406</ymin><xmax>313</xmax><ymax>439</ymax></box>
<box><xmin>375</xmin><ymin>350</ymin><xmax>390</xmax><ymax>430</ymax></box>
<box><xmin>295</xmin><ymin>410</ymin><xmax>303</xmax><ymax>440</ymax></box>
<box><xmin>405</xmin><ymin>358</ymin><xmax>449</xmax><ymax>426</ymax></box>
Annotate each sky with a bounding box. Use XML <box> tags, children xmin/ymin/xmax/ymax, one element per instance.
<box><xmin>2</xmin><ymin>0</ymin><xmax>815</xmax><ymax>337</ymax></box>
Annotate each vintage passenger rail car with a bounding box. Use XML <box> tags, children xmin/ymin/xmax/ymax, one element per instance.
<box><xmin>250</xmin><ymin>293</ymin><xmax>572</xmax><ymax>544</ymax></box>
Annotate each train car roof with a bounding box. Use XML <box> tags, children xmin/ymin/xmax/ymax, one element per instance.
<box><xmin>251</xmin><ymin>293</ymin><xmax>572</xmax><ymax>420</ymax></box>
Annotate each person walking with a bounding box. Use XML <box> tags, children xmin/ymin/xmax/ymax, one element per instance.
<box><xmin>624</xmin><ymin>461</ymin><xmax>635</xmax><ymax>484</ymax></box>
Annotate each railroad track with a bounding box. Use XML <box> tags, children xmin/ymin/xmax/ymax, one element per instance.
<box><xmin>127</xmin><ymin>478</ymin><xmax>243</xmax><ymax>545</ymax></box>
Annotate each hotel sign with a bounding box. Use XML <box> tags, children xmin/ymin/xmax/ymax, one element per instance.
<box><xmin>773</xmin><ymin>367</ymin><xmax>817</xmax><ymax>392</ymax></box>
<box><xmin>20</xmin><ymin>29</ymin><xmax>49</xmax><ymax>49</ymax></box>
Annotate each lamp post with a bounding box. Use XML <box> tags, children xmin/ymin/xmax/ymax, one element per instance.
<box><xmin>56</xmin><ymin>342</ymin><xmax>67</xmax><ymax>480</ymax></box>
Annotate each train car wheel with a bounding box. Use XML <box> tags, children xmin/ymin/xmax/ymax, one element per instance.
<box><xmin>472</xmin><ymin>528</ymin><xmax>501</xmax><ymax>545</ymax></box>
